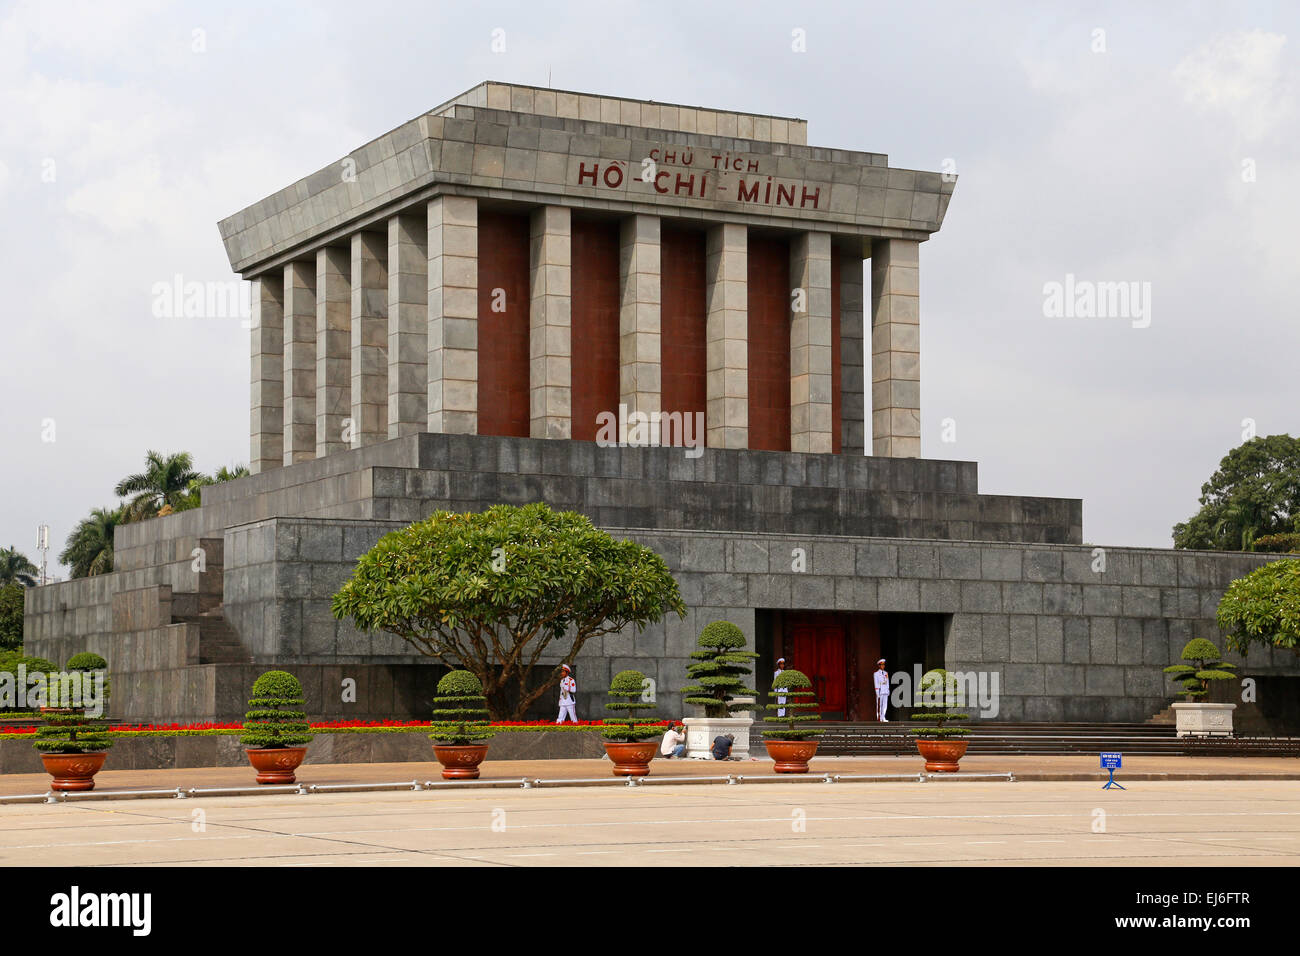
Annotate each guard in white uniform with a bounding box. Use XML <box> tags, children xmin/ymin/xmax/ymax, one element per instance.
<box><xmin>873</xmin><ymin>658</ymin><xmax>890</xmax><ymax>722</ymax></box>
<box><xmin>556</xmin><ymin>664</ymin><xmax>577</xmax><ymax>724</ymax></box>
<box><xmin>773</xmin><ymin>657</ymin><xmax>788</xmax><ymax>718</ymax></box>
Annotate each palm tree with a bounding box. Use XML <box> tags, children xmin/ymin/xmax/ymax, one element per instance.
<box><xmin>0</xmin><ymin>547</ymin><xmax>39</xmax><ymax>587</ymax></box>
<box><xmin>177</xmin><ymin>463</ymin><xmax>252</xmax><ymax>510</ymax></box>
<box><xmin>59</xmin><ymin>507</ymin><xmax>124</xmax><ymax>578</ymax></box>
<box><xmin>114</xmin><ymin>450</ymin><xmax>202</xmax><ymax>520</ymax></box>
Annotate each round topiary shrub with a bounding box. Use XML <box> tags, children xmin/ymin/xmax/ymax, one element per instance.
<box><xmin>682</xmin><ymin>620</ymin><xmax>758</xmax><ymax>719</ymax></box>
<box><xmin>761</xmin><ymin>668</ymin><xmax>824</xmax><ymax>741</ymax></box>
<box><xmin>240</xmin><ymin>670</ymin><xmax>313</xmax><ymax>749</ymax></box>
<box><xmin>66</xmin><ymin>652</ymin><xmax>108</xmax><ymax>672</ymax></box>
<box><xmin>602</xmin><ymin>669</ymin><xmax>660</xmax><ymax>742</ymax></box>
<box><xmin>429</xmin><ymin>670</ymin><xmax>493</xmax><ymax>745</ymax></box>
<box><xmin>909</xmin><ymin>669</ymin><xmax>971</xmax><ymax>740</ymax></box>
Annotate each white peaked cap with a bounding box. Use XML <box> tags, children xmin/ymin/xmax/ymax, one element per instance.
<box><xmin>877</xmin><ymin>658</ymin><xmax>886</xmax><ymax>664</ymax></box>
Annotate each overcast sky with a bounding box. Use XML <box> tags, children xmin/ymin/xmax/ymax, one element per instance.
<box><xmin>2</xmin><ymin>0</ymin><xmax>1297</xmax><ymax>574</ymax></box>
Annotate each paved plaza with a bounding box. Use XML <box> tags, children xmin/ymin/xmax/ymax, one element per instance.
<box><xmin>2</xmin><ymin>777</ymin><xmax>1297</xmax><ymax>867</ymax></box>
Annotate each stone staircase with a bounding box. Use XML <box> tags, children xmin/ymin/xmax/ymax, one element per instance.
<box><xmin>169</xmin><ymin>537</ymin><xmax>252</xmax><ymax>665</ymax></box>
<box><xmin>811</xmin><ymin>721</ymin><xmax>1300</xmax><ymax>757</ymax></box>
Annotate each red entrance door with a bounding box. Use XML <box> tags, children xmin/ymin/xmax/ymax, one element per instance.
<box><xmin>785</xmin><ymin>614</ymin><xmax>847</xmax><ymax>717</ymax></box>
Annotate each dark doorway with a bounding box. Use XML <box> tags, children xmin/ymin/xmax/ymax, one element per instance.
<box><xmin>755</xmin><ymin>609</ymin><xmax>949</xmax><ymax>720</ymax></box>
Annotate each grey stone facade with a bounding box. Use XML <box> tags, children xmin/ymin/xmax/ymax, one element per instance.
<box><xmin>23</xmin><ymin>435</ymin><xmax>1298</xmax><ymax>725</ymax></box>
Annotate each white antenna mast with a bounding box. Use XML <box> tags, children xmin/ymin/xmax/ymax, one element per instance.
<box><xmin>37</xmin><ymin>524</ymin><xmax>49</xmax><ymax>585</ymax></box>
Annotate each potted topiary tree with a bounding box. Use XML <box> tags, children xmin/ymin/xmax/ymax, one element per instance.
<box><xmin>1164</xmin><ymin>638</ymin><xmax>1238</xmax><ymax>737</ymax></box>
<box><xmin>429</xmin><ymin>669</ymin><xmax>494</xmax><ymax>779</ymax></box>
<box><xmin>601</xmin><ymin>669</ymin><xmax>661</xmax><ymax>776</ymax></box>
<box><xmin>64</xmin><ymin>652</ymin><xmax>110</xmax><ymax>715</ymax></box>
<box><xmin>240</xmin><ymin>670</ymin><xmax>314</xmax><ymax>783</ymax></box>
<box><xmin>910</xmin><ymin>668</ymin><xmax>970</xmax><ymax>772</ymax></box>
<box><xmin>32</xmin><ymin>707</ymin><xmax>113</xmax><ymax>791</ymax></box>
<box><xmin>761</xmin><ymin>668</ymin><xmax>823</xmax><ymax>773</ymax></box>
<box><xmin>681</xmin><ymin>620</ymin><xmax>759</xmax><ymax>760</ymax></box>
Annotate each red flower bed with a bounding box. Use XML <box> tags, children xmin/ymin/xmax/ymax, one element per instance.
<box><xmin>0</xmin><ymin>717</ymin><xmax>672</xmax><ymax>735</ymax></box>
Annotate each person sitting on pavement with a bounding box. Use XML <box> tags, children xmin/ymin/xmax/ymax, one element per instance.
<box><xmin>660</xmin><ymin>720</ymin><xmax>687</xmax><ymax>759</ymax></box>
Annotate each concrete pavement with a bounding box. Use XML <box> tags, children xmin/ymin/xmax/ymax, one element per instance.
<box><xmin>2</xmin><ymin>753</ymin><xmax>1299</xmax><ymax>797</ymax></box>
<box><xmin>2</xmin><ymin>778</ymin><xmax>1298</xmax><ymax>866</ymax></box>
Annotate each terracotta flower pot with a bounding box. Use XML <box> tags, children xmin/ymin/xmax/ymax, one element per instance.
<box><xmin>432</xmin><ymin>743</ymin><xmax>490</xmax><ymax>780</ymax></box>
<box><xmin>763</xmin><ymin>739</ymin><xmax>819</xmax><ymax>773</ymax></box>
<box><xmin>915</xmin><ymin>738</ymin><xmax>968</xmax><ymax>772</ymax></box>
<box><xmin>245</xmin><ymin>746</ymin><xmax>308</xmax><ymax>784</ymax></box>
<box><xmin>40</xmin><ymin>751</ymin><xmax>108</xmax><ymax>792</ymax></box>
<box><xmin>603</xmin><ymin>740</ymin><xmax>656</xmax><ymax>777</ymax></box>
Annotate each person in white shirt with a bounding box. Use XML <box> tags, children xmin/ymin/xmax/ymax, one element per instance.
<box><xmin>874</xmin><ymin>658</ymin><xmax>890</xmax><ymax>721</ymax></box>
<box><xmin>556</xmin><ymin>664</ymin><xmax>577</xmax><ymax>724</ymax></box>
<box><xmin>773</xmin><ymin>657</ymin><xmax>788</xmax><ymax>718</ymax></box>
<box><xmin>660</xmin><ymin>720</ymin><xmax>686</xmax><ymax>758</ymax></box>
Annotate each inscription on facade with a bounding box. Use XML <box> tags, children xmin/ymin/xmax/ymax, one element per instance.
<box><xmin>574</xmin><ymin>145</ymin><xmax>823</xmax><ymax>210</ymax></box>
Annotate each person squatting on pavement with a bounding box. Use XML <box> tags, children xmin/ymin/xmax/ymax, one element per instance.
<box><xmin>556</xmin><ymin>664</ymin><xmax>577</xmax><ymax>723</ymax></box>
<box><xmin>660</xmin><ymin>720</ymin><xmax>687</xmax><ymax>758</ymax></box>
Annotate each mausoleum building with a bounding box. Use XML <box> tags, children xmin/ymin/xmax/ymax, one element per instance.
<box><xmin>24</xmin><ymin>83</ymin><xmax>1298</xmax><ymax>729</ymax></box>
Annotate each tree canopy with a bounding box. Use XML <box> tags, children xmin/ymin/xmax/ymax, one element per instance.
<box><xmin>0</xmin><ymin>583</ymin><xmax>24</xmax><ymax>652</ymax></box>
<box><xmin>60</xmin><ymin>506</ymin><xmax>124</xmax><ymax>578</ymax></box>
<box><xmin>331</xmin><ymin>503</ymin><xmax>686</xmax><ymax>719</ymax></box>
<box><xmin>1173</xmin><ymin>435</ymin><xmax>1300</xmax><ymax>551</ymax></box>
<box><xmin>0</xmin><ymin>547</ymin><xmax>38</xmax><ymax>587</ymax></box>
<box><xmin>114</xmin><ymin>450</ymin><xmax>203</xmax><ymax>520</ymax></box>
<box><xmin>1217</xmin><ymin>559</ymin><xmax>1300</xmax><ymax>657</ymax></box>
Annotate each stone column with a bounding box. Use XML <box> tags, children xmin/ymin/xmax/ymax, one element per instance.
<box><xmin>529</xmin><ymin>205</ymin><xmax>571</xmax><ymax>439</ymax></box>
<box><xmin>839</xmin><ymin>248</ymin><xmax>866</xmax><ymax>456</ymax></box>
<box><xmin>427</xmin><ymin>196</ymin><xmax>478</xmax><ymax>434</ymax></box>
<box><xmin>282</xmin><ymin>260</ymin><xmax>317</xmax><ymax>465</ymax></box>
<box><xmin>618</xmin><ymin>214</ymin><xmax>661</xmax><ymax>423</ymax></box>
<box><xmin>870</xmin><ymin>238</ymin><xmax>921</xmax><ymax>458</ymax></box>
<box><xmin>249</xmin><ymin>274</ymin><xmax>284</xmax><ymax>474</ymax></box>
<box><xmin>350</xmin><ymin>231</ymin><xmax>388</xmax><ymax>448</ymax></box>
<box><xmin>789</xmin><ymin>232</ymin><xmax>833</xmax><ymax>454</ymax></box>
<box><xmin>315</xmin><ymin>246</ymin><xmax>351</xmax><ymax>457</ymax></box>
<box><xmin>705</xmin><ymin>223</ymin><xmax>747</xmax><ymax>449</ymax></box>
<box><xmin>388</xmin><ymin>213</ymin><xmax>428</xmax><ymax>439</ymax></box>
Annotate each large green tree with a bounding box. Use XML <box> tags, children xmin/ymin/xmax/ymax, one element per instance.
<box><xmin>1173</xmin><ymin>435</ymin><xmax>1300</xmax><ymax>550</ymax></box>
<box><xmin>60</xmin><ymin>506</ymin><xmax>125</xmax><ymax>578</ymax></box>
<box><xmin>1217</xmin><ymin>559</ymin><xmax>1300</xmax><ymax>657</ymax></box>
<box><xmin>0</xmin><ymin>582</ymin><xmax>24</xmax><ymax>651</ymax></box>
<box><xmin>0</xmin><ymin>547</ymin><xmax>38</xmax><ymax>587</ymax></box>
<box><xmin>114</xmin><ymin>450</ymin><xmax>203</xmax><ymax>520</ymax></box>
<box><xmin>331</xmin><ymin>503</ymin><xmax>686</xmax><ymax>719</ymax></box>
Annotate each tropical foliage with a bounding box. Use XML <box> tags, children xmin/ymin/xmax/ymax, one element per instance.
<box><xmin>114</xmin><ymin>450</ymin><xmax>204</xmax><ymax>520</ymax></box>
<box><xmin>331</xmin><ymin>503</ymin><xmax>686</xmax><ymax>719</ymax></box>
<box><xmin>0</xmin><ymin>547</ymin><xmax>38</xmax><ymax>587</ymax></box>
<box><xmin>59</xmin><ymin>506</ymin><xmax>124</xmax><ymax>578</ymax></box>
<box><xmin>1173</xmin><ymin>435</ymin><xmax>1300</xmax><ymax>551</ymax></box>
<box><xmin>0</xmin><ymin>584</ymin><xmax>23</xmax><ymax>652</ymax></box>
<box><xmin>1217</xmin><ymin>559</ymin><xmax>1300</xmax><ymax>658</ymax></box>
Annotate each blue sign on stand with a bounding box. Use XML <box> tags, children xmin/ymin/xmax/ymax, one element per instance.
<box><xmin>1100</xmin><ymin>752</ymin><xmax>1125</xmax><ymax>790</ymax></box>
